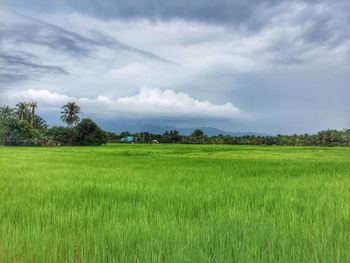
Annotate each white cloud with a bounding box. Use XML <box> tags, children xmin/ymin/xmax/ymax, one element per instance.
<box><xmin>1</xmin><ymin>87</ymin><xmax>240</xmax><ymax>119</ymax></box>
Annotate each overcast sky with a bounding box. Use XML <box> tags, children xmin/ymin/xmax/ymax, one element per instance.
<box><xmin>0</xmin><ymin>0</ymin><xmax>349</xmax><ymax>134</ymax></box>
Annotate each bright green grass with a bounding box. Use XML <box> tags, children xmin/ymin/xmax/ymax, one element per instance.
<box><xmin>0</xmin><ymin>144</ymin><xmax>350</xmax><ymax>262</ymax></box>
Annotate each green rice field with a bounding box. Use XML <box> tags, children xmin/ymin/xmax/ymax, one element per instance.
<box><xmin>0</xmin><ymin>144</ymin><xmax>350</xmax><ymax>262</ymax></box>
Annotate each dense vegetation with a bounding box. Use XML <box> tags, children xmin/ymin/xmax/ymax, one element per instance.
<box><xmin>1</xmin><ymin>102</ymin><xmax>349</xmax><ymax>146</ymax></box>
<box><xmin>0</xmin><ymin>102</ymin><xmax>107</xmax><ymax>146</ymax></box>
<box><xmin>0</xmin><ymin>144</ymin><xmax>349</xmax><ymax>262</ymax></box>
<box><xmin>116</xmin><ymin>128</ymin><xmax>350</xmax><ymax>146</ymax></box>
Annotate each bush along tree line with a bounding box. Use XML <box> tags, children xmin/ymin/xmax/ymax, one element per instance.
<box><xmin>1</xmin><ymin>101</ymin><xmax>349</xmax><ymax>146</ymax></box>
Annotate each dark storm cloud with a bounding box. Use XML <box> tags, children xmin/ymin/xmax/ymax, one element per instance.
<box><xmin>0</xmin><ymin>52</ymin><xmax>67</xmax><ymax>84</ymax></box>
<box><xmin>1</xmin><ymin>12</ymin><xmax>176</xmax><ymax>62</ymax></box>
<box><xmin>1</xmin><ymin>0</ymin><xmax>346</xmax><ymax>25</ymax></box>
<box><xmin>3</xmin><ymin>0</ymin><xmax>349</xmax><ymax>54</ymax></box>
<box><xmin>2</xmin><ymin>16</ymin><xmax>118</xmax><ymax>56</ymax></box>
<box><xmin>1</xmin><ymin>18</ymin><xmax>95</xmax><ymax>56</ymax></box>
<box><xmin>289</xmin><ymin>1</ymin><xmax>350</xmax><ymax>48</ymax></box>
<box><xmin>302</xmin><ymin>17</ymin><xmax>350</xmax><ymax>47</ymax></box>
<box><xmin>0</xmin><ymin>73</ymin><xmax>29</xmax><ymax>84</ymax></box>
<box><xmin>0</xmin><ymin>11</ymin><xmax>176</xmax><ymax>85</ymax></box>
<box><xmin>0</xmin><ymin>53</ymin><xmax>67</xmax><ymax>74</ymax></box>
<box><xmin>1</xmin><ymin>0</ymin><xmax>281</xmax><ymax>24</ymax></box>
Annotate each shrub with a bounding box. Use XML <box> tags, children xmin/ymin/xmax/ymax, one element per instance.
<box><xmin>76</xmin><ymin>119</ymin><xmax>107</xmax><ymax>146</ymax></box>
<box><xmin>45</xmin><ymin>126</ymin><xmax>79</xmax><ymax>146</ymax></box>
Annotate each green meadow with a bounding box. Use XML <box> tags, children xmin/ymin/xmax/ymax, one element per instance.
<box><xmin>0</xmin><ymin>144</ymin><xmax>349</xmax><ymax>262</ymax></box>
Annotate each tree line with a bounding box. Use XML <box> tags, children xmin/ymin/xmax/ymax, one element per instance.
<box><xmin>111</xmin><ymin>128</ymin><xmax>350</xmax><ymax>146</ymax></box>
<box><xmin>1</xmin><ymin>102</ymin><xmax>349</xmax><ymax>146</ymax></box>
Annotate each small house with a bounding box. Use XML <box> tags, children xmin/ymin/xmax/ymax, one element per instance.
<box><xmin>120</xmin><ymin>136</ymin><xmax>135</xmax><ymax>143</ymax></box>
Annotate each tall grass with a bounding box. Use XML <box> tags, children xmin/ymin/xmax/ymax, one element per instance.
<box><xmin>0</xmin><ymin>145</ymin><xmax>349</xmax><ymax>262</ymax></box>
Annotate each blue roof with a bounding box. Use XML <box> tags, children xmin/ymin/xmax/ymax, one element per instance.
<box><xmin>121</xmin><ymin>136</ymin><xmax>134</xmax><ymax>142</ymax></box>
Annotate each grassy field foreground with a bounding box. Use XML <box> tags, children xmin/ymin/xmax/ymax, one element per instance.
<box><xmin>0</xmin><ymin>144</ymin><xmax>350</xmax><ymax>262</ymax></box>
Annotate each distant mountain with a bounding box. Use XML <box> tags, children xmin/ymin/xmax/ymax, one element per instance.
<box><xmin>177</xmin><ymin>127</ymin><xmax>270</xmax><ymax>137</ymax></box>
<box><xmin>106</xmin><ymin>123</ymin><xmax>269</xmax><ymax>137</ymax></box>
<box><xmin>109</xmin><ymin>124</ymin><xmax>174</xmax><ymax>134</ymax></box>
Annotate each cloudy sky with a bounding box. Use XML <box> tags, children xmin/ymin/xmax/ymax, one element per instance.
<box><xmin>0</xmin><ymin>0</ymin><xmax>349</xmax><ymax>134</ymax></box>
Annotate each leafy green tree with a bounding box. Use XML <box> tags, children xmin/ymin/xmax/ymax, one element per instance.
<box><xmin>76</xmin><ymin>118</ymin><xmax>107</xmax><ymax>146</ymax></box>
<box><xmin>45</xmin><ymin>126</ymin><xmax>79</xmax><ymax>146</ymax></box>
<box><xmin>161</xmin><ymin>130</ymin><xmax>181</xmax><ymax>143</ymax></box>
<box><xmin>0</xmin><ymin>105</ymin><xmax>15</xmax><ymax>145</ymax></box>
<box><xmin>210</xmin><ymin>134</ymin><xmax>225</xmax><ymax>144</ymax></box>
<box><xmin>60</xmin><ymin>102</ymin><xmax>81</xmax><ymax>127</ymax></box>
<box><xmin>1</xmin><ymin>119</ymin><xmax>39</xmax><ymax>146</ymax></box>
<box><xmin>119</xmin><ymin>131</ymin><xmax>131</xmax><ymax>138</ymax></box>
<box><xmin>28</xmin><ymin>101</ymin><xmax>38</xmax><ymax>126</ymax></box>
<box><xmin>189</xmin><ymin>129</ymin><xmax>206</xmax><ymax>144</ymax></box>
<box><xmin>0</xmin><ymin>105</ymin><xmax>14</xmax><ymax>120</ymax></box>
<box><xmin>33</xmin><ymin>115</ymin><xmax>47</xmax><ymax>130</ymax></box>
<box><xmin>15</xmin><ymin>102</ymin><xmax>30</xmax><ymax>121</ymax></box>
<box><xmin>1</xmin><ymin>105</ymin><xmax>31</xmax><ymax>145</ymax></box>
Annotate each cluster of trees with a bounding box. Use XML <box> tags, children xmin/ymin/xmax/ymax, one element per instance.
<box><xmin>0</xmin><ymin>102</ymin><xmax>47</xmax><ymax>146</ymax></box>
<box><xmin>0</xmin><ymin>102</ymin><xmax>107</xmax><ymax>146</ymax></box>
<box><xmin>1</xmin><ymin>101</ymin><xmax>349</xmax><ymax>147</ymax></box>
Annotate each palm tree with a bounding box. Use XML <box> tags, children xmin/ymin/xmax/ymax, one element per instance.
<box><xmin>28</xmin><ymin>101</ymin><xmax>38</xmax><ymax>126</ymax></box>
<box><xmin>33</xmin><ymin>115</ymin><xmax>47</xmax><ymax>130</ymax></box>
<box><xmin>15</xmin><ymin>102</ymin><xmax>29</xmax><ymax>121</ymax></box>
<box><xmin>0</xmin><ymin>105</ymin><xmax>14</xmax><ymax>120</ymax></box>
<box><xmin>60</xmin><ymin>102</ymin><xmax>81</xmax><ymax>127</ymax></box>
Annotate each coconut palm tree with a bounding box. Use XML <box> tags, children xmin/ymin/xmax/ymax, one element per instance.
<box><xmin>60</xmin><ymin>102</ymin><xmax>81</xmax><ymax>127</ymax></box>
<box><xmin>0</xmin><ymin>105</ymin><xmax>14</xmax><ymax>120</ymax></box>
<box><xmin>28</xmin><ymin>101</ymin><xmax>38</xmax><ymax>126</ymax></box>
<box><xmin>15</xmin><ymin>102</ymin><xmax>29</xmax><ymax>121</ymax></box>
<box><xmin>33</xmin><ymin>115</ymin><xmax>47</xmax><ymax>130</ymax></box>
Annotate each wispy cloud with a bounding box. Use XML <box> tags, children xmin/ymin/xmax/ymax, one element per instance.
<box><xmin>0</xmin><ymin>53</ymin><xmax>67</xmax><ymax>83</ymax></box>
